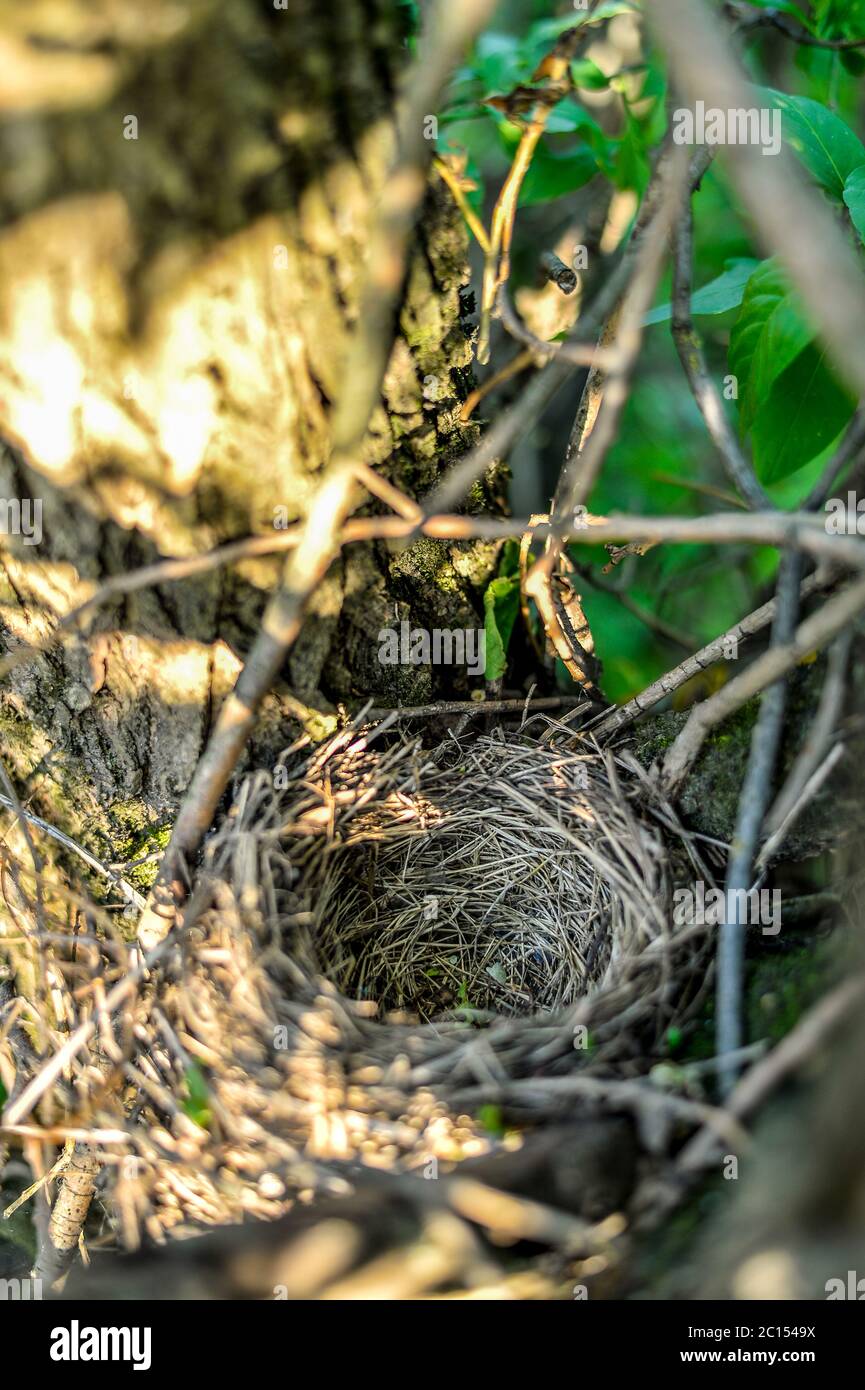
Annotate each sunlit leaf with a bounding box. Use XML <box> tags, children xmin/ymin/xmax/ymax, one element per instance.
<box><xmin>483</xmin><ymin>574</ymin><xmax>521</xmax><ymax>682</ymax></box>
<box><xmin>763</xmin><ymin>88</ymin><xmax>865</xmax><ymax>198</ymax></box>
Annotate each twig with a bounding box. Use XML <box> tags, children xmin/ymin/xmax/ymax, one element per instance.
<box><xmin>497</xmin><ymin>290</ymin><xmax>613</xmax><ymax>367</ymax></box>
<box><xmin>428</xmin><ymin>152</ymin><xmax>714</xmax><ymax>518</ymax></box>
<box><xmin>0</xmin><ymin>759</ymin><xmax>45</xmax><ymax>935</ymax></box>
<box><xmin>728</xmin><ymin>2</ymin><xmax>865</xmax><ymax>50</ymax></box>
<box><xmin>571</xmin><ymin>560</ymin><xmax>697</xmax><ymax>652</ymax></box>
<box><xmin>0</xmin><ymin>793</ymin><xmax>145</xmax><ymax>910</ymax></box>
<box><xmin>661</xmin><ymin>572</ymin><xmax>865</xmax><ymax>794</ymax></box>
<box><xmin>523</xmin><ymin>151</ymin><xmax>690</xmax><ymax>694</ymax></box>
<box><xmin>365</xmin><ymin>696</ymin><xmax>585</xmax><ymax>721</ymax></box>
<box><xmin>756</xmin><ymin>742</ymin><xmax>844</xmax><ymax>875</ymax></box>
<box><xmin>0</xmin><ymin>529</ymin><xmax>301</xmax><ymax>690</ymax></box>
<box><xmin>459</xmin><ymin>349</ymin><xmax>533</xmax><ymax>422</ymax></box>
<box><xmin>759</xmin><ymin>628</ymin><xmax>853</xmax><ymax>857</ymax></box>
<box><xmin>476</xmin><ymin>25</ymin><xmax>588</xmax><ymax>363</ymax></box>
<box><xmin>805</xmin><ymin>406</ymin><xmax>865</xmax><ymax>510</ymax></box>
<box><xmin>591</xmin><ymin>571</ymin><xmax>828</xmax><ymax>739</ymax></box>
<box><xmin>432</xmin><ymin>155</ymin><xmax>491</xmax><ymax>253</ymax></box>
<box><xmin>671</xmin><ymin>199</ymin><xmax>769</xmax><ymax>510</ymax></box>
<box><xmin>1</xmin><ymin>930</ymin><xmax>175</xmax><ymax>1127</ymax></box>
<box><xmin>539</xmin><ymin>251</ymin><xmax>578</xmax><ymax>294</ymax></box>
<box><xmin>716</xmin><ymin>551</ymin><xmax>802</xmax><ymax>1096</ymax></box>
<box><xmin>676</xmin><ymin>976</ymin><xmax>865</xmax><ymax>1178</ymax></box>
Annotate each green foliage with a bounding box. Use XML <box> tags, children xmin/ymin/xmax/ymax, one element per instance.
<box><xmin>843</xmin><ymin>165</ymin><xmax>865</xmax><ymax>240</ymax></box>
<box><xmin>763</xmin><ymin>89</ymin><xmax>865</xmax><ymax>197</ymax></box>
<box><xmin>181</xmin><ymin>1063</ymin><xmax>212</xmax><ymax>1130</ymax></box>
<box><xmin>729</xmin><ymin>259</ymin><xmax>855</xmax><ymax>484</ymax></box>
<box><xmin>645</xmin><ymin>258</ymin><xmax>760</xmax><ymax>325</ymax></box>
<box><xmin>483</xmin><ymin>542</ymin><xmax>521</xmax><ymax>682</ymax></box>
<box><xmin>435</xmin><ymin>8</ymin><xmax>865</xmax><ymax>700</ymax></box>
<box><xmin>440</xmin><ymin>7</ymin><xmax>661</xmax><ymax>213</ymax></box>
<box><xmin>477</xmin><ymin>1103</ymin><xmax>505</xmax><ymax>1137</ymax></box>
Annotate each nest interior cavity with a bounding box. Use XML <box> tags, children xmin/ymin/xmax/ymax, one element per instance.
<box><xmin>308</xmin><ymin>728</ymin><xmax>672</xmax><ymax>1021</ymax></box>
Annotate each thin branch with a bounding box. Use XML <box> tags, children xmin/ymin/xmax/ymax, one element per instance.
<box><xmin>676</xmin><ymin>976</ymin><xmax>865</xmax><ymax>1179</ymax></box>
<box><xmin>0</xmin><ymin>794</ymin><xmax>145</xmax><ymax>910</ymax></box>
<box><xmin>805</xmin><ymin>406</ymin><xmax>865</xmax><ymax>510</ymax></box>
<box><xmin>591</xmin><ymin>571</ymin><xmax>829</xmax><ymax>739</ymax></box>
<box><xmin>661</xmin><ymin>572</ymin><xmax>865</xmax><ymax>794</ymax></box>
<box><xmin>497</xmin><ymin>289</ymin><xmax>614</xmax><ymax>367</ymax></box>
<box><xmin>728</xmin><ymin>2</ymin><xmax>865</xmax><ymax>50</ymax></box>
<box><xmin>671</xmin><ymin>199</ymin><xmax>769</xmax><ymax>510</ymax></box>
<box><xmin>521</xmin><ymin>150</ymin><xmax>690</xmax><ymax>693</ymax></box>
<box><xmin>759</xmin><ymin>630</ymin><xmax>853</xmax><ymax>857</ymax></box>
<box><xmin>427</xmin><ymin>152</ymin><xmax>711</xmax><ymax>518</ymax></box>
<box><xmin>476</xmin><ymin>25</ymin><xmax>589</xmax><ymax>363</ymax></box>
<box><xmin>459</xmin><ymin>349</ymin><xmax>533</xmax><ymax>422</ymax></box>
<box><xmin>0</xmin><ymin>530</ymin><xmax>300</xmax><ymax>690</ymax></box>
<box><xmin>432</xmin><ymin>155</ymin><xmax>491</xmax><ymax>253</ymax></box>
<box><xmin>717</xmin><ymin>550</ymin><xmax>803</xmax><ymax>1096</ymax></box>
<box><xmin>365</xmin><ymin>695</ymin><xmax>586</xmax><ymax>721</ymax></box>
<box><xmin>570</xmin><ymin>560</ymin><xmax>697</xmax><ymax>652</ymax></box>
<box><xmin>756</xmin><ymin>741</ymin><xmax>844</xmax><ymax>875</ymax></box>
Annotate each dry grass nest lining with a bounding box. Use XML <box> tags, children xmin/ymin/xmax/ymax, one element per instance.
<box><xmin>253</xmin><ymin>714</ymin><xmax>718</xmax><ymax>1052</ymax></box>
<box><xmin>308</xmin><ymin>728</ymin><xmax>676</xmax><ymax>1019</ymax></box>
<box><xmin>7</xmin><ymin>716</ymin><xmax>720</xmax><ymax>1243</ymax></box>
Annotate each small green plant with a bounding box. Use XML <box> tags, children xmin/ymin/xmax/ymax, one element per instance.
<box><xmin>181</xmin><ymin>1062</ymin><xmax>212</xmax><ymax>1131</ymax></box>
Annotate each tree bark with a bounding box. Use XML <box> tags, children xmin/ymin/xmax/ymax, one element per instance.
<box><xmin>0</xmin><ymin>0</ymin><xmax>501</xmax><ymax>880</ymax></box>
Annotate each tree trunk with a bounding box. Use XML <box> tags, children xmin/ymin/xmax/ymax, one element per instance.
<box><xmin>0</xmin><ymin>0</ymin><xmax>500</xmax><ymax>879</ymax></box>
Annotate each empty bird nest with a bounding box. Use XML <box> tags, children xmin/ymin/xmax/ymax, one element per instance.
<box><xmin>2</xmin><ymin>711</ymin><xmax>725</xmax><ymax>1258</ymax></box>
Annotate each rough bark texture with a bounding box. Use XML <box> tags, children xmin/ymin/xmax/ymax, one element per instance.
<box><xmin>0</xmin><ymin>0</ymin><xmax>501</xmax><ymax>890</ymax></box>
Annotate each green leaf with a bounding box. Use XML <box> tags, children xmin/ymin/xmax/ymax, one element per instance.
<box><xmin>483</xmin><ymin>574</ymin><xmax>521</xmax><ymax>682</ymax></box>
<box><xmin>763</xmin><ymin>88</ymin><xmax>865</xmax><ymax>198</ymax></box>
<box><xmin>182</xmin><ymin>1062</ymin><xmax>212</xmax><ymax>1130</ymax></box>
<box><xmin>477</xmin><ymin>1103</ymin><xmax>505</xmax><ymax>1137</ymax></box>
<box><xmin>543</xmin><ymin>98</ymin><xmax>607</xmax><ymax>137</ymax></box>
<box><xmin>0</xmin><ymin>1076</ymin><xmax>6</xmax><ymax>1109</ymax></box>
<box><xmin>644</xmin><ymin>258</ymin><xmax>761</xmax><ymax>326</ymax></box>
<box><xmin>744</xmin><ymin>293</ymin><xmax>815</xmax><ymax>435</ymax></box>
<box><xmin>471</xmin><ymin>32</ymin><xmax>527</xmax><ymax>94</ymax></box>
<box><xmin>518</xmin><ymin>140</ymin><xmax>598</xmax><ymax>206</ymax></box>
<box><xmin>726</xmin><ymin>258</ymin><xmax>855</xmax><ymax>483</ymax></box>
<box><xmin>729</xmin><ymin>260</ymin><xmax>791</xmax><ymax>425</ymax></box>
<box><xmin>843</xmin><ymin>164</ymin><xmax>865</xmax><ymax>241</ymax></box>
<box><xmin>752</xmin><ymin>343</ymin><xmax>856</xmax><ymax>484</ymax></box>
<box><xmin>570</xmin><ymin>57</ymin><xmax>610</xmax><ymax>91</ymax></box>
<box><xmin>729</xmin><ymin>259</ymin><xmax>811</xmax><ymax>434</ymax></box>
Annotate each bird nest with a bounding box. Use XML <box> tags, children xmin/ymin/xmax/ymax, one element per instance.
<box><xmin>303</xmin><ymin>728</ymin><xmax>674</xmax><ymax>1020</ymax></box>
<box><xmin>2</xmin><ymin>713</ymin><xmax>721</xmax><ymax>1255</ymax></box>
